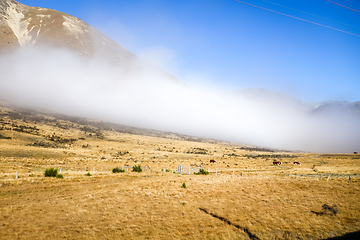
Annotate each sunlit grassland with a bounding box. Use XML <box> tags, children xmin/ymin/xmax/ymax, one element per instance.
<box><xmin>0</xmin><ymin>105</ymin><xmax>359</xmax><ymax>239</ymax></box>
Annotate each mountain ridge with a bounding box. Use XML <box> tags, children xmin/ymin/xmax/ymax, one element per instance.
<box><xmin>0</xmin><ymin>0</ymin><xmax>180</xmax><ymax>83</ymax></box>
<box><xmin>230</xmin><ymin>88</ymin><xmax>360</xmax><ymax>116</ymax></box>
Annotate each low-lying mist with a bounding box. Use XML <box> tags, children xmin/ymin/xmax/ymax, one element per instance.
<box><xmin>0</xmin><ymin>46</ymin><xmax>359</xmax><ymax>153</ymax></box>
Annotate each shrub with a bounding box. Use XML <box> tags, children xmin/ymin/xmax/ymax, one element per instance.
<box><xmin>195</xmin><ymin>169</ymin><xmax>209</xmax><ymax>175</ymax></box>
<box><xmin>56</xmin><ymin>174</ymin><xmax>64</xmax><ymax>179</ymax></box>
<box><xmin>112</xmin><ymin>167</ymin><xmax>125</xmax><ymax>173</ymax></box>
<box><xmin>165</xmin><ymin>169</ymin><xmax>171</xmax><ymax>172</ymax></box>
<box><xmin>182</xmin><ymin>182</ymin><xmax>187</xmax><ymax>189</ymax></box>
<box><xmin>44</xmin><ymin>168</ymin><xmax>58</xmax><ymax>177</ymax></box>
<box><xmin>85</xmin><ymin>172</ymin><xmax>92</xmax><ymax>177</ymax></box>
<box><xmin>322</xmin><ymin>204</ymin><xmax>339</xmax><ymax>216</ymax></box>
<box><xmin>0</xmin><ymin>134</ymin><xmax>12</xmax><ymax>139</ymax></box>
<box><xmin>132</xmin><ymin>165</ymin><xmax>142</xmax><ymax>173</ymax></box>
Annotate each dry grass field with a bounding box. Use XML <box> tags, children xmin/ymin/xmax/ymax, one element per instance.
<box><xmin>0</xmin><ymin>103</ymin><xmax>359</xmax><ymax>239</ymax></box>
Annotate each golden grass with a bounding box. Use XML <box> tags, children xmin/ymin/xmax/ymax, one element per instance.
<box><xmin>0</xmin><ymin>105</ymin><xmax>359</xmax><ymax>239</ymax></box>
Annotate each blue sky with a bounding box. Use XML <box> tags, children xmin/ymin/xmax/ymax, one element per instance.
<box><xmin>21</xmin><ymin>0</ymin><xmax>360</xmax><ymax>102</ymax></box>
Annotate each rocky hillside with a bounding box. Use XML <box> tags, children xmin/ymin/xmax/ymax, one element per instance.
<box><xmin>0</xmin><ymin>0</ymin><xmax>179</xmax><ymax>82</ymax></box>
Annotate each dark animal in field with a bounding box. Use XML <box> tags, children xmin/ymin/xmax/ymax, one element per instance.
<box><xmin>210</xmin><ymin>160</ymin><xmax>216</xmax><ymax>163</ymax></box>
<box><xmin>293</xmin><ymin>162</ymin><xmax>301</xmax><ymax>166</ymax></box>
<box><xmin>273</xmin><ymin>161</ymin><xmax>282</xmax><ymax>166</ymax></box>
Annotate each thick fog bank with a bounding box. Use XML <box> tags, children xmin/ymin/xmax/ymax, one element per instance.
<box><xmin>0</xmin><ymin>46</ymin><xmax>359</xmax><ymax>153</ymax></box>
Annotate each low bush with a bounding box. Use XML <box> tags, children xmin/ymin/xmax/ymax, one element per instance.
<box><xmin>85</xmin><ymin>172</ymin><xmax>92</xmax><ymax>176</ymax></box>
<box><xmin>112</xmin><ymin>167</ymin><xmax>125</xmax><ymax>173</ymax></box>
<box><xmin>56</xmin><ymin>174</ymin><xmax>64</xmax><ymax>179</ymax></box>
<box><xmin>132</xmin><ymin>165</ymin><xmax>142</xmax><ymax>173</ymax></box>
<box><xmin>195</xmin><ymin>169</ymin><xmax>209</xmax><ymax>175</ymax></box>
<box><xmin>0</xmin><ymin>134</ymin><xmax>12</xmax><ymax>139</ymax></box>
<box><xmin>44</xmin><ymin>168</ymin><xmax>58</xmax><ymax>177</ymax></box>
<box><xmin>182</xmin><ymin>182</ymin><xmax>187</xmax><ymax>189</ymax></box>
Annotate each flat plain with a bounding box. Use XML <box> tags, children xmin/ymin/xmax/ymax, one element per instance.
<box><xmin>0</xmin><ymin>103</ymin><xmax>359</xmax><ymax>239</ymax></box>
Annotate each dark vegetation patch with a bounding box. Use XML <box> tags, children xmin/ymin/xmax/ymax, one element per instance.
<box><xmin>0</xmin><ymin>149</ymin><xmax>65</xmax><ymax>159</ymax></box>
<box><xmin>194</xmin><ymin>169</ymin><xmax>209</xmax><ymax>175</ymax></box>
<box><xmin>311</xmin><ymin>204</ymin><xmax>339</xmax><ymax>216</ymax></box>
<box><xmin>107</xmin><ymin>139</ymin><xmax>125</xmax><ymax>143</ymax></box>
<box><xmin>44</xmin><ymin>168</ymin><xmax>58</xmax><ymax>177</ymax></box>
<box><xmin>56</xmin><ymin>174</ymin><xmax>64</xmax><ymax>179</ymax></box>
<box><xmin>112</xmin><ymin>167</ymin><xmax>125</xmax><ymax>173</ymax></box>
<box><xmin>318</xmin><ymin>161</ymin><xmax>328</xmax><ymax>165</ymax></box>
<box><xmin>13</xmin><ymin>125</ymin><xmax>38</xmax><ymax>132</ymax></box>
<box><xmin>243</xmin><ymin>154</ymin><xmax>298</xmax><ymax>159</ymax></box>
<box><xmin>132</xmin><ymin>165</ymin><xmax>142</xmax><ymax>173</ymax></box>
<box><xmin>237</xmin><ymin>146</ymin><xmax>275</xmax><ymax>152</ymax></box>
<box><xmin>1</xmin><ymin>122</ymin><xmax>40</xmax><ymax>135</ymax></box>
<box><xmin>320</xmin><ymin>154</ymin><xmax>356</xmax><ymax>158</ymax></box>
<box><xmin>224</xmin><ymin>153</ymin><xmax>240</xmax><ymax>157</ymax></box>
<box><xmin>113</xmin><ymin>151</ymin><xmax>129</xmax><ymax>157</ymax></box>
<box><xmin>186</xmin><ymin>147</ymin><xmax>209</xmax><ymax>155</ymax></box>
<box><xmin>27</xmin><ymin>141</ymin><xmax>66</xmax><ymax>149</ymax></box>
<box><xmin>0</xmin><ymin>134</ymin><xmax>12</xmax><ymax>139</ymax></box>
<box><xmin>45</xmin><ymin>134</ymin><xmax>77</xmax><ymax>144</ymax></box>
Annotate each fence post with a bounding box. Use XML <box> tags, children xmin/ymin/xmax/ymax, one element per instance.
<box><xmin>60</xmin><ymin>168</ymin><xmax>61</xmax><ymax>174</ymax></box>
<box><xmin>349</xmin><ymin>176</ymin><xmax>351</xmax><ymax>183</ymax></box>
<box><xmin>327</xmin><ymin>174</ymin><xmax>331</xmax><ymax>181</ymax></box>
<box><xmin>189</xmin><ymin>165</ymin><xmax>191</xmax><ymax>175</ymax></box>
<box><xmin>106</xmin><ymin>167</ymin><xmax>107</xmax><ymax>172</ymax></box>
<box><xmin>241</xmin><ymin>172</ymin><xmax>242</xmax><ymax>177</ymax></box>
<box><xmin>257</xmin><ymin>171</ymin><xmax>259</xmax><ymax>177</ymax></box>
<box><xmin>85</xmin><ymin>165</ymin><xmax>86</xmax><ymax>171</ymax></box>
<box><xmin>16</xmin><ymin>171</ymin><xmax>18</xmax><ymax>179</ymax></box>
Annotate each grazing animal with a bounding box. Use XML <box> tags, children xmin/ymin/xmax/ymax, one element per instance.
<box><xmin>293</xmin><ymin>162</ymin><xmax>301</xmax><ymax>166</ymax></box>
<box><xmin>210</xmin><ymin>160</ymin><xmax>216</xmax><ymax>163</ymax></box>
<box><xmin>273</xmin><ymin>161</ymin><xmax>282</xmax><ymax>166</ymax></box>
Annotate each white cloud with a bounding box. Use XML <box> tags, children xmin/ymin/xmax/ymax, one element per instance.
<box><xmin>0</xmin><ymin>46</ymin><xmax>359</xmax><ymax>153</ymax></box>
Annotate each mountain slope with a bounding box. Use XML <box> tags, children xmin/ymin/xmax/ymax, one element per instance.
<box><xmin>228</xmin><ymin>88</ymin><xmax>360</xmax><ymax>116</ymax></box>
<box><xmin>0</xmin><ymin>0</ymin><xmax>179</xmax><ymax>82</ymax></box>
<box><xmin>312</xmin><ymin>101</ymin><xmax>360</xmax><ymax>116</ymax></box>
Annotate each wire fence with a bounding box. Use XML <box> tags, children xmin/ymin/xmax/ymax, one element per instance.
<box><xmin>177</xmin><ymin>164</ymin><xmax>203</xmax><ymax>175</ymax></box>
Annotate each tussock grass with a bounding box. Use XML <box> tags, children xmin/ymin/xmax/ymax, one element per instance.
<box><xmin>44</xmin><ymin>168</ymin><xmax>57</xmax><ymax>177</ymax></box>
<box><xmin>0</xmin><ymin>104</ymin><xmax>359</xmax><ymax>239</ymax></box>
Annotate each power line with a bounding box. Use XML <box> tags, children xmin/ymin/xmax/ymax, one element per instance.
<box><xmin>260</xmin><ymin>0</ymin><xmax>360</xmax><ymax>31</ymax></box>
<box><xmin>233</xmin><ymin>0</ymin><xmax>360</xmax><ymax>38</ymax></box>
<box><xmin>326</xmin><ymin>0</ymin><xmax>360</xmax><ymax>14</ymax></box>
